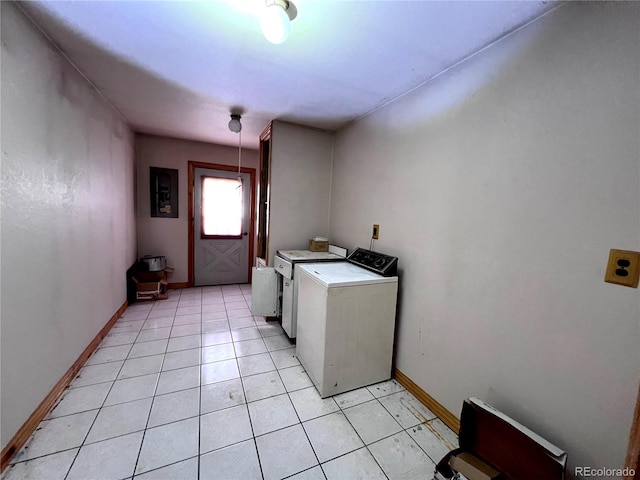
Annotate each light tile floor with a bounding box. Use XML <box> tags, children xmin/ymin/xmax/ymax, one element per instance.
<box><xmin>4</xmin><ymin>285</ymin><xmax>457</xmax><ymax>480</ymax></box>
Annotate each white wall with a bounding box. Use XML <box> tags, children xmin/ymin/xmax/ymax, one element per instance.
<box><xmin>0</xmin><ymin>2</ymin><xmax>137</xmax><ymax>449</ymax></box>
<box><xmin>267</xmin><ymin>121</ymin><xmax>333</xmax><ymax>265</ymax></box>
<box><xmin>135</xmin><ymin>134</ymin><xmax>259</xmax><ymax>283</ymax></box>
<box><xmin>330</xmin><ymin>2</ymin><xmax>639</xmax><ymax>474</ymax></box>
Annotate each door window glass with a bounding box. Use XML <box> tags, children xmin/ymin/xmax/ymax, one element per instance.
<box><xmin>201</xmin><ymin>176</ymin><xmax>243</xmax><ymax>238</ymax></box>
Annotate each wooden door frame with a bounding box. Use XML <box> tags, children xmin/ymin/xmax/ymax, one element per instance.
<box><xmin>625</xmin><ymin>382</ymin><xmax>640</xmax><ymax>479</ymax></box>
<box><xmin>188</xmin><ymin>161</ymin><xmax>256</xmax><ymax>287</ymax></box>
<box><xmin>257</xmin><ymin>122</ymin><xmax>273</xmax><ymax>265</ymax></box>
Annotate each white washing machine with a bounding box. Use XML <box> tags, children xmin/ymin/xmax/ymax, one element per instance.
<box><xmin>296</xmin><ymin>248</ymin><xmax>398</xmax><ymax>398</ymax></box>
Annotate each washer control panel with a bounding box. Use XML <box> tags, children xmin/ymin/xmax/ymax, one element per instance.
<box><xmin>347</xmin><ymin>248</ymin><xmax>398</xmax><ymax>276</ymax></box>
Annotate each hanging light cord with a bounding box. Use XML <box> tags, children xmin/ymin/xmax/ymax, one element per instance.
<box><xmin>237</xmin><ymin>129</ymin><xmax>242</xmax><ymax>177</ymax></box>
<box><xmin>235</xmin><ymin>129</ymin><xmax>243</xmax><ymax>190</ymax></box>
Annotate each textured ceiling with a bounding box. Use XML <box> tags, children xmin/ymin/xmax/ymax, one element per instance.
<box><xmin>19</xmin><ymin>0</ymin><xmax>559</xmax><ymax>148</ymax></box>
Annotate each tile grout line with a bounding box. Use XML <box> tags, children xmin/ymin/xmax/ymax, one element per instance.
<box><xmin>46</xmin><ymin>354</ymin><xmax>411</xmax><ymax>466</ymax></box>
<box><xmin>88</xmin><ymin>327</ymin><xmax>288</xmax><ymax>370</ymax></box>
<box><xmin>41</xmin><ymin>357</ymin><xmax>331</xmax><ymax>462</ymax></box>
<box><xmin>62</xmin><ymin>302</ymin><xmax>155</xmax><ymax>480</ymax></box>
<box><xmin>59</xmin><ymin>388</ymin><xmax>425</xmax><ymax>470</ymax></box>
<box><xmin>324</xmin><ymin>390</ymin><xmax>396</xmax><ymax>478</ymax></box>
<box><xmin>235</xmin><ymin>288</ymin><xmax>267</xmax><ymax>480</ymax></box>
<box><xmin>367</xmin><ymin>394</ymin><xmax>403</xmax><ymax>479</ymax></box>
<box><xmin>271</xmin><ymin>347</ymin><xmax>325</xmax><ymax>478</ymax></box>
<box><xmin>196</xmin><ymin>288</ymin><xmax>203</xmax><ymax>480</ymax></box>
<box><xmin>228</xmin><ymin>309</ymin><xmax>312</xmax><ymax>478</ymax></box>
<box><xmin>8</xmin><ymin>288</ymin><xmax>228</xmax><ymax>474</ymax></box>
<box><xmin>308</xmin><ymin>383</ymin><xmax>409</xmax><ymax>477</ymax></box>
<box><xmin>131</xmin><ymin>289</ymin><xmax>181</xmax><ymax>478</ymax></box>
<box><xmin>50</xmin><ymin>288</ymin><xmax>225</xmax><ymax>476</ymax></box>
<box><xmin>134</xmin><ymin>455</ymin><xmax>200</xmax><ymax>479</ymax></box>
<box><xmin>373</xmin><ymin>390</ymin><xmax>442</xmax><ymax>465</ymax></box>
<box><xmin>235</xmin><ymin>341</ymin><xmax>266</xmax><ymax>480</ymax></box>
<box><xmin>200</xmin><ymin>286</ymin><xmax>252</xmax><ymax>477</ymax></box>
<box><xmin>11</xmin><ymin>285</ymin><xmax>453</xmax><ymax>479</ymax></box>
<box><xmin>351</xmin><ymin>385</ymin><xmax>440</xmax><ymax>476</ymax></box>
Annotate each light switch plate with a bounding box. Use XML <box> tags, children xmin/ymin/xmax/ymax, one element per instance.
<box><xmin>604</xmin><ymin>249</ymin><xmax>640</xmax><ymax>288</ymax></box>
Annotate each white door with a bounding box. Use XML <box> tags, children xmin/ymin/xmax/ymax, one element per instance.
<box><xmin>194</xmin><ymin>167</ymin><xmax>251</xmax><ymax>286</ymax></box>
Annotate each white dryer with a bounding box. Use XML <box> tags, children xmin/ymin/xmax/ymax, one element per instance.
<box><xmin>296</xmin><ymin>248</ymin><xmax>399</xmax><ymax>398</ymax></box>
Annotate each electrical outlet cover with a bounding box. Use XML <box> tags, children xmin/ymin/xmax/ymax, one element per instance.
<box><xmin>604</xmin><ymin>249</ymin><xmax>640</xmax><ymax>288</ymax></box>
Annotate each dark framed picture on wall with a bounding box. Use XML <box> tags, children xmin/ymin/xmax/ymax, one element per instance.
<box><xmin>150</xmin><ymin>167</ymin><xmax>179</xmax><ymax>218</ymax></box>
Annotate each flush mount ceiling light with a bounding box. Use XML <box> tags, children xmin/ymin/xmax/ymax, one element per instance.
<box><xmin>261</xmin><ymin>0</ymin><xmax>297</xmax><ymax>45</ymax></box>
<box><xmin>228</xmin><ymin>114</ymin><xmax>242</xmax><ymax>133</ymax></box>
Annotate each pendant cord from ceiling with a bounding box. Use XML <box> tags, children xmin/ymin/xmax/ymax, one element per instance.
<box><xmin>237</xmin><ymin>129</ymin><xmax>242</xmax><ymax>180</ymax></box>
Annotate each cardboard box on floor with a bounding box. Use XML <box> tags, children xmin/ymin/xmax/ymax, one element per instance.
<box><xmin>448</xmin><ymin>452</ymin><xmax>500</xmax><ymax>480</ymax></box>
<box><xmin>435</xmin><ymin>397</ymin><xmax>567</xmax><ymax>480</ymax></box>
<box><xmin>133</xmin><ymin>267</ymin><xmax>174</xmax><ymax>301</ymax></box>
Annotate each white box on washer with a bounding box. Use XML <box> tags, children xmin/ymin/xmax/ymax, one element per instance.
<box><xmin>296</xmin><ymin>262</ymin><xmax>398</xmax><ymax>398</ymax></box>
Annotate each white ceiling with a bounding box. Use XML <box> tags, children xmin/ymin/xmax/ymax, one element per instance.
<box><xmin>19</xmin><ymin>0</ymin><xmax>558</xmax><ymax>148</ymax></box>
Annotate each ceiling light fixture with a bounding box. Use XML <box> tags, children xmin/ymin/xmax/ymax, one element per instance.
<box><xmin>228</xmin><ymin>114</ymin><xmax>242</xmax><ymax>133</ymax></box>
<box><xmin>261</xmin><ymin>0</ymin><xmax>297</xmax><ymax>45</ymax></box>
